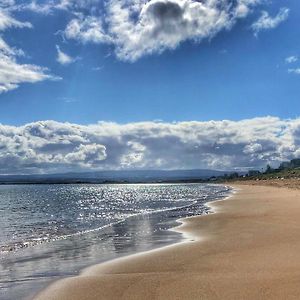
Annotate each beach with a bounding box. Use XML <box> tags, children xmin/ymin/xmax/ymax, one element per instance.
<box><xmin>34</xmin><ymin>184</ymin><xmax>300</xmax><ymax>299</ymax></box>
<box><xmin>229</xmin><ymin>178</ymin><xmax>300</xmax><ymax>190</ymax></box>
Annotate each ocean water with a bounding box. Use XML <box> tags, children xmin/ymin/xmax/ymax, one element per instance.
<box><xmin>0</xmin><ymin>183</ymin><xmax>231</xmax><ymax>300</ymax></box>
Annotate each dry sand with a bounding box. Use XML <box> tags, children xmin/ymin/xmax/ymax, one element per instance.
<box><xmin>230</xmin><ymin>178</ymin><xmax>300</xmax><ymax>190</ymax></box>
<box><xmin>34</xmin><ymin>184</ymin><xmax>300</xmax><ymax>299</ymax></box>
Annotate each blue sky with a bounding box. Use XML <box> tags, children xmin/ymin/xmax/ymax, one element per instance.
<box><xmin>1</xmin><ymin>0</ymin><xmax>300</xmax><ymax>173</ymax></box>
<box><xmin>1</xmin><ymin>0</ymin><xmax>299</xmax><ymax>125</ymax></box>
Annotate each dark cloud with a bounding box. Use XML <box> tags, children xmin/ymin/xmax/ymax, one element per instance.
<box><xmin>148</xmin><ymin>1</ymin><xmax>183</xmax><ymax>22</ymax></box>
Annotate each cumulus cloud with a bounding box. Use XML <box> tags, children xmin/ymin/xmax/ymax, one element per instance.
<box><xmin>3</xmin><ymin>1</ymin><xmax>291</xmax><ymax>61</ymax></box>
<box><xmin>0</xmin><ymin>9</ymin><xmax>59</xmax><ymax>92</ymax></box>
<box><xmin>62</xmin><ymin>0</ymin><xmax>261</xmax><ymax>61</ymax></box>
<box><xmin>252</xmin><ymin>7</ymin><xmax>289</xmax><ymax>35</ymax></box>
<box><xmin>0</xmin><ymin>117</ymin><xmax>300</xmax><ymax>174</ymax></box>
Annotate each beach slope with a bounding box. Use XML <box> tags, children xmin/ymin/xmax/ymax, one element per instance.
<box><xmin>35</xmin><ymin>185</ymin><xmax>300</xmax><ymax>299</ymax></box>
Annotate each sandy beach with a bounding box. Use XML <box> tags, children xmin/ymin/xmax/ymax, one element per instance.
<box><xmin>34</xmin><ymin>184</ymin><xmax>300</xmax><ymax>299</ymax></box>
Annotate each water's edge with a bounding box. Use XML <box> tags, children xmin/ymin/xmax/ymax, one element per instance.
<box><xmin>0</xmin><ymin>183</ymin><xmax>233</xmax><ymax>300</ymax></box>
<box><xmin>32</xmin><ymin>184</ymin><xmax>235</xmax><ymax>299</ymax></box>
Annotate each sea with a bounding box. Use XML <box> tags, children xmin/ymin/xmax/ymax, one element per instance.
<box><xmin>0</xmin><ymin>183</ymin><xmax>232</xmax><ymax>300</ymax></box>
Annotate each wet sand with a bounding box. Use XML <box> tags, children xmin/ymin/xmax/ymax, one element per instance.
<box><xmin>35</xmin><ymin>184</ymin><xmax>300</xmax><ymax>299</ymax></box>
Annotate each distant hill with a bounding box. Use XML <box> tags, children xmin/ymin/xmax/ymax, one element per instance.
<box><xmin>0</xmin><ymin>169</ymin><xmax>229</xmax><ymax>184</ymax></box>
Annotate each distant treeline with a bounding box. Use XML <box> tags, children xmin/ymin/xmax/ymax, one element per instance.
<box><xmin>277</xmin><ymin>159</ymin><xmax>300</xmax><ymax>170</ymax></box>
<box><xmin>209</xmin><ymin>158</ymin><xmax>300</xmax><ymax>182</ymax></box>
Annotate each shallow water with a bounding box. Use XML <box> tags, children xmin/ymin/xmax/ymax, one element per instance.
<box><xmin>0</xmin><ymin>183</ymin><xmax>231</xmax><ymax>300</ymax></box>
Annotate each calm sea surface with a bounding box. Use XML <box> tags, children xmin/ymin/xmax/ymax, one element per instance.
<box><xmin>0</xmin><ymin>183</ymin><xmax>231</xmax><ymax>300</ymax></box>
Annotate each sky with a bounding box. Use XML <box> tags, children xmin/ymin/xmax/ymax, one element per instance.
<box><xmin>0</xmin><ymin>0</ymin><xmax>300</xmax><ymax>174</ymax></box>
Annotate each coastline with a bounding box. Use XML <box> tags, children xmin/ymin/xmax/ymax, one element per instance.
<box><xmin>1</xmin><ymin>183</ymin><xmax>229</xmax><ymax>300</ymax></box>
<box><xmin>35</xmin><ymin>184</ymin><xmax>300</xmax><ymax>299</ymax></box>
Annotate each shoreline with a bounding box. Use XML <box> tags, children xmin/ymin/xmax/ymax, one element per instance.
<box><xmin>81</xmin><ymin>185</ymin><xmax>236</xmax><ymax>275</ymax></box>
<box><xmin>30</xmin><ymin>184</ymin><xmax>233</xmax><ymax>298</ymax></box>
<box><xmin>31</xmin><ymin>184</ymin><xmax>233</xmax><ymax>299</ymax></box>
<box><xmin>35</xmin><ymin>184</ymin><xmax>300</xmax><ymax>299</ymax></box>
<box><xmin>1</xmin><ymin>183</ymin><xmax>229</xmax><ymax>300</ymax></box>
<box><xmin>31</xmin><ymin>185</ymin><xmax>241</xmax><ymax>299</ymax></box>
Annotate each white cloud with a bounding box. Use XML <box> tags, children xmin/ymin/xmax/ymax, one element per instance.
<box><xmin>4</xmin><ymin>1</ymin><xmax>290</xmax><ymax>62</ymax></box>
<box><xmin>0</xmin><ymin>0</ymin><xmax>16</xmax><ymax>8</ymax></box>
<box><xmin>108</xmin><ymin>0</ymin><xmax>237</xmax><ymax>61</ymax></box>
<box><xmin>65</xmin><ymin>143</ymin><xmax>106</xmax><ymax>163</ymax></box>
<box><xmin>285</xmin><ymin>56</ymin><xmax>298</xmax><ymax>64</ymax></box>
<box><xmin>56</xmin><ymin>45</ymin><xmax>76</xmax><ymax>65</ymax></box>
<box><xmin>243</xmin><ymin>143</ymin><xmax>263</xmax><ymax>154</ymax></box>
<box><xmin>0</xmin><ymin>9</ymin><xmax>59</xmax><ymax>92</ymax></box>
<box><xmin>0</xmin><ymin>116</ymin><xmax>299</xmax><ymax>174</ymax></box>
<box><xmin>0</xmin><ymin>35</ymin><xmax>59</xmax><ymax>93</ymax></box>
<box><xmin>92</xmin><ymin>65</ymin><xmax>103</xmax><ymax>71</ymax></box>
<box><xmin>3</xmin><ymin>0</ymin><xmax>96</xmax><ymax>14</ymax></box>
<box><xmin>235</xmin><ymin>0</ymin><xmax>259</xmax><ymax>18</ymax></box>
<box><xmin>288</xmin><ymin>68</ymin><xmax>300</xmax><ymax>75</ymax></box>
<box><xmin>252</xmin><ymin>7</ymin><xmax>289</xmax><ymax>35</ymax></box>
<box><xmin>64</xmin><ymin>15</ymin><xmax>111</xmax><ymax>44</ymax></box>
<box><xmin>0</xmin><ymin>51</ymin><xmax>58</xmax><ymax>93</ymax></box>
<box><xmin>0</xmin><ymin>8</ymin><xmax>31</xmax><ymax>30</ymax></box>
<box><xmin>62</xmin><ymin>0</ymin><xmax>261</xmax><ymax>62</ymax></box>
